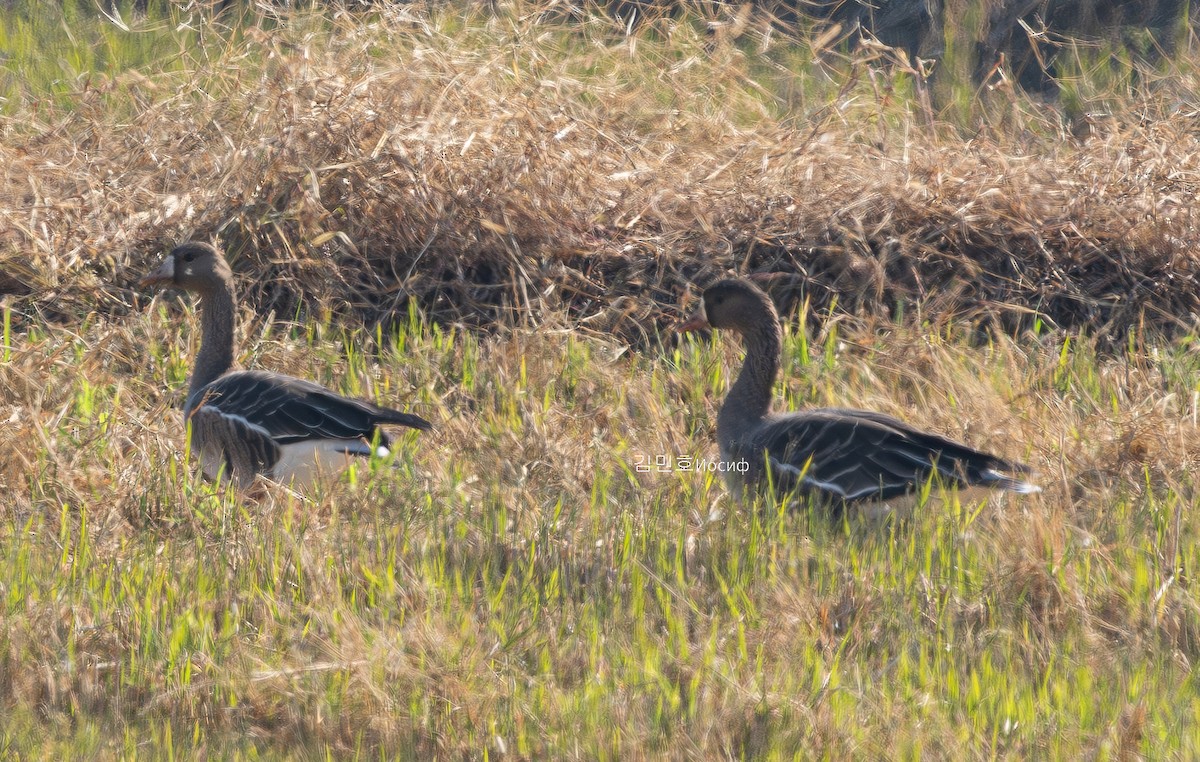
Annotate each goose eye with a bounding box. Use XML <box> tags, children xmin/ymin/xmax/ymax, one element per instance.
<box><xmin>183</xmin><ymin>252</ymin><xmax>195</xmax><ymax>263</ymax></box>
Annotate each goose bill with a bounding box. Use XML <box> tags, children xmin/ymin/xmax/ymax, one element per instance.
<box><xmin>139</xmin><ymin>257</ymin><xmax>175</xmax><ymax>287</ymax></box>
<box><xmin>676</xmin><ymin>312</ymin><xmax>708</xmax><ymax>332</ymax></box>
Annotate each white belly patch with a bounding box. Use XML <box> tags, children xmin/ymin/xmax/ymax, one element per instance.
<box><xmin>271</xmin><ymin>439</ymin><xmax>387</xmax><ymax>489</ymax></box>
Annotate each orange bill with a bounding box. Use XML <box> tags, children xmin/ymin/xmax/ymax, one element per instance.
<box><xmin>138</xmin><ymin>257</ymin><xmax>174</xmax><ymax>288</ymax></box>
<box><xmin>676</xmin><ymin>312</ymin><xmax>708</xmax><ymax>332</ymax></box>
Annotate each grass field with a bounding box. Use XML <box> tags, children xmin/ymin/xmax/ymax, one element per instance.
<box><xmin>3</xmin><ymin>1</ymin><xmax>1200</xmax><ymax>758</ymax></box>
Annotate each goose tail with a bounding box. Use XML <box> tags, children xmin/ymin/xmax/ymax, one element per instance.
<box><xmin>981</xmin><ymin>468</ymin><xmax>1042</xmax><ymax>494</ymax></box>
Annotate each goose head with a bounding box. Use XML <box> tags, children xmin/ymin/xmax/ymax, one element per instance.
<box><xmin>139</xmin><ymin>241</ymin><xmax>233</xmax><ymax>295</ymax></box>
<box><xmin>678</xmin><ymin>278</ymin><xmax>779</xmax><ymax>335</ymax></box>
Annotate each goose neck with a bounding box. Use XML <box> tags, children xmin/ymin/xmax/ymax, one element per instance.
<box><xmin>186</xmin><ymin>281</ymin><xmax>236</xmax><ymax>412</ymax></box>
<box><xmin>717</xmin><ymin>322</ymin><xmax>781</xmax><ymax>439</ymax></box>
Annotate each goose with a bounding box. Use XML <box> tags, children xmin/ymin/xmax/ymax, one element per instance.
<box><xmin>678</xmin><ymin>278</ymin><xmax>1039</xmax><ymax>509</ymax></box>
<box><xmin>140</xmin><ymin>241</ymin><xmax>432</xmax><ymax>489</ymax></box>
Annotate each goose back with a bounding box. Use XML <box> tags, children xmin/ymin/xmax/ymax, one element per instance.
<box><xmin>187</xmin><ymin>370</ymin><xmax>432</xmax><ymax>487</ymax></box>
<box><xmin>726</xmin><ymin>407</ymin><xmax>1037</xmax><ymax>504</ymax></box>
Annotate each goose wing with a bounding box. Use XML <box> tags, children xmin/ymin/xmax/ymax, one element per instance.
<box><xmin>190</xmin><ymin>370</ymin><xmax>432</xmax><ymax>448</ymax></box>
<box><xmin>188</xmin><ymin>402</ymin><xmax>281</xmax><ymax>486</ymax></box>
<box><xmin>745</xmin><ymin>407</ymin><xmax>1034</xmax><ymax>502</ymax></box>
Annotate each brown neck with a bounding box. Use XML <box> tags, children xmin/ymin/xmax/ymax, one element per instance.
<box><xmin>185</xmin><ymin>279</ymin><xmax>236</xmax><ymax>413</ymax></box>
<box><xmin>717</xmin><ymin>313</ymin><xmax>782</xmax><ymax>443</ymax></box>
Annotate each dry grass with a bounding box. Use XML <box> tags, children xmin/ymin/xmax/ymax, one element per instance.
<box><xmin>4</xmin><ymin>300</ymin><xmax>1200</xmax><ymax>756</ymax></box>
<box><xmin>1</xmin><ymin>2</ymin><xmax>1198</xmax><ymax>344</ymax></box>
<box><xmin>3</xmin><ymin>1</ymin><xmax>1200</xmax><ymax>757</ymax></box>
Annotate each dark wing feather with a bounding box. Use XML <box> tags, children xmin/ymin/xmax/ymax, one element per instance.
<box><xmin>188</xmin><ymin>403</ymin><xmax>281</xmax><ymax>485</ymax></box>
<box><xmin>192</xmin><ymin>370</ymin><xmax>432</xmax><ymax>446</ymax></box>
<box><xmin>741</xmin><ymin>408</ymin><xmax>1032</xmax><ymax>503</ymax></box>
<box><xmin>820</xmin><ymin>407</ymin><xmax>1031</xmax><ymax>475</ymax></box>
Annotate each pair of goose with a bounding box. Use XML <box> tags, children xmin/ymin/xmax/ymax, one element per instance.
<box><xmin>142</xmin><ymin>242</ymin><xmax>1039</xmax><ymax>503</ymax></box>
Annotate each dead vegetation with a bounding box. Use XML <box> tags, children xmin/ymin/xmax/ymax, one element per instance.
<box><xmin>1</xmin><ymin>3</ymin><xmax>1198</xmax><ymax>346</ymax></box>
